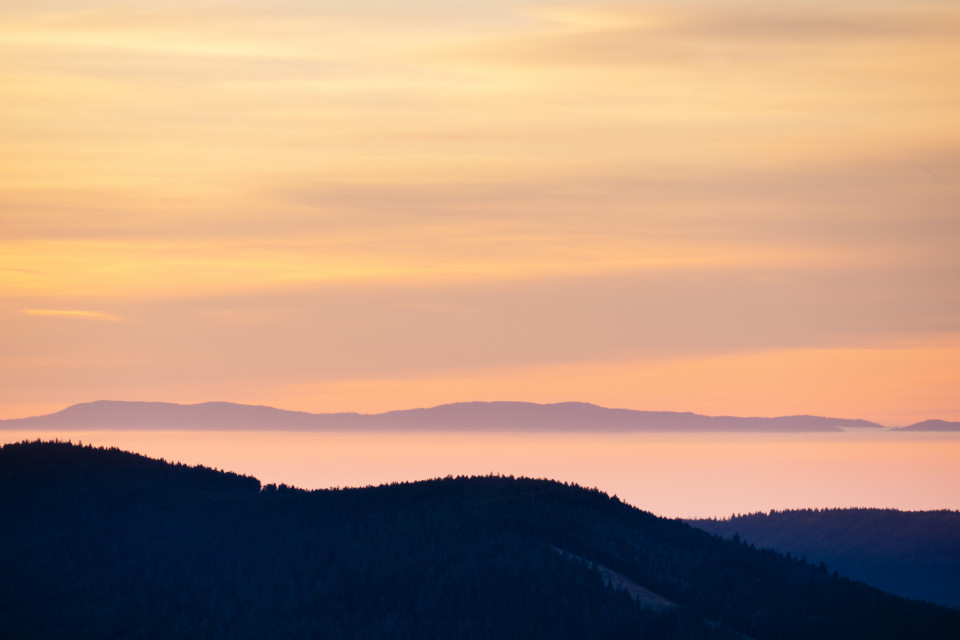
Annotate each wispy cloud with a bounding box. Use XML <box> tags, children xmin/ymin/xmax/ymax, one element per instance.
<box><xmin>21</xmin><ymin>308</ymin><xmax>122</xmax><ymax>322</ymax></box>
<box><xmin>2</xmin><ymin>0</ymin><xmax>958</xmax><ymax>419</ymax></box>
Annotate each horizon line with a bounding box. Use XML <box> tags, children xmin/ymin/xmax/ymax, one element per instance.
<box><xmin>2</xmin><ymin>398</ymin><xmax>956</xmax><ymax>429</ymax></box>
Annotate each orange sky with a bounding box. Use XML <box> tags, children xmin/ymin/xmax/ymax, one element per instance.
<box><xmin>2</xmin><ymin>1</ymin><xmax>959</xmax><ymax>424</ymax></box>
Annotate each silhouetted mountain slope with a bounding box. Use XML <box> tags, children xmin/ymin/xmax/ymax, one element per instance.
<box><xmin>690</xmin><ymin>509</ymin><xmax>960</xmax><ymax>609</ymax></box>
<box><xmin>3</xmin><ymin>442</ymin><xmax>959</xmax><ymax>639</ymax></box>
<box><xmin>0</xmin><ymin>400</ymin><xmax>891</xmax><ymax>431</ymax></box>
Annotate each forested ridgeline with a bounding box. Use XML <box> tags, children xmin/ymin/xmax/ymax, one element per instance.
<box><xmin>2</xmin><ymin>440</ymin><xmax>959</xmax><ymax>639</ymax></box>
<box><xmin>690</xmin><ymin>508</ymin><xmax>960</xmax><ymax>609</ymax></box>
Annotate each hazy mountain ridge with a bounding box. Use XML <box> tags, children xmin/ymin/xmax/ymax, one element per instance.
<box><xmin>690</xmin><ymin>508</ymin><xmax>960</xmax><ymax>609</ymax></box>
<box><xmin>5</xmin><ymin>399</ymin><xmax>951</xmax><ymax>431</ymax></box>
<box><xmin>3</xmin><ymin>440</ymin><xmax>959</xmax><ymax>639</ymax></box>
<box><xmin>895</xmin><ymin>419</ymin><xmax>960</xmax><ymax>432</ymax></box>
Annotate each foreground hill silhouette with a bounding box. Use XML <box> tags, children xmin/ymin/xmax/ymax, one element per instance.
<box><xmin>691</xmin><ymin>509</ymin><xmax>960</xmax><ymax>609</ymax></box>
<box><xmin>9</xmin><ymin>399</ymin><xmax>950</xmax><ymax>431</ymax></box>
<box><xmin>3</xmin><ymin>441</ymin><xmax>959</xmax><ymax>639</ymax></box>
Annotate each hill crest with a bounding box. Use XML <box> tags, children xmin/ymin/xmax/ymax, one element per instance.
<box><xmin>3</xmin><ymin>440</ymin><xmax>959</xmax><ymax>639</ymax></box>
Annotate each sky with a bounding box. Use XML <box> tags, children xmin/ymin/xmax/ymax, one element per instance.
<box><xmin>2</xmin><ymin>0</ymin><xmax>959</xmax><ymax>424</ymax></box>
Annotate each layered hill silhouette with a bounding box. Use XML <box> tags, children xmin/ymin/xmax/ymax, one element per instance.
<box><xmin>3</xmin><ymin>440</ymin><xmax>960</xmax><ymax>639</ymax></box>
<box><xmin>895</xmin><ymin>419</ymin><xmax>960</xmax><ymax>432</ymax></box>
<box><xmin>691</xmin><ymin>509</ymin><xmax>960</xmax><ymax>609</ymax></box>
<box><xmin>7</xmin><ymin>399</ymin><xmax>955</xmax><ymax>431</ymax></box>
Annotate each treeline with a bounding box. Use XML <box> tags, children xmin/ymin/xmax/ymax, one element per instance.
<box><xmin>691</xmin><ymin>507</ymin><xmax>960</xmax><ymax>609</ymax></box>
<box><xmin>2</xmin><ymin>441</ymin><xmax>959</xmax><ymax>639</ymax></box>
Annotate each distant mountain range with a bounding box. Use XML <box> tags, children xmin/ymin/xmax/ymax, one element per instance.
<box><xmin>897</xmin><ymin>419</ymin><xmax>960</xmax><ymax>432</ymax></box>
<box><xmin>2</xmin><ymin>400</ymin><xmax>958</xmax><ymax>431</ymax></box>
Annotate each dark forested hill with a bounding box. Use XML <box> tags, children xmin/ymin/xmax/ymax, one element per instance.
<box><xmin>690</xmin><ymin>509</ymin><xmax>960</xmax><ymax>609</ymax></box>
<box><xmin>2</xmin><ymin>441</ymin><xmax>959</xmax><ymax>639</ymax></box>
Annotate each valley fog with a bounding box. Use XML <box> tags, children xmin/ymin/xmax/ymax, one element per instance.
<box><xmin>4</xmin><ymin>430</ymin><xmax>958</xmax><ymax>519</ymax></box>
